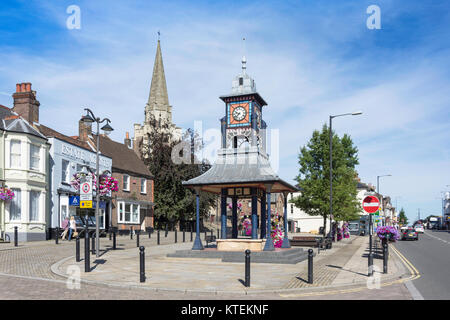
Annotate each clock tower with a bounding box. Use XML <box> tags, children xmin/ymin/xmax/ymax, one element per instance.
<box><xmin>219</xmin><ymin>56</ymin><xmax>268</xmax><ymax>152</ymax></box>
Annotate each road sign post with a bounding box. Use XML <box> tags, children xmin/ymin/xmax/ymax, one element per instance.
<box><xmin>363</xmin><ymin>195</ymin><xmax>380</xmax><ymax>277</ymax></box>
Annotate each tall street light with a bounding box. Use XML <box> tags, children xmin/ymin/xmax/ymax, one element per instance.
<box><xmin>377</xmin><ymin>174</ymin><xmax>391</xmax><ymax>227</ymax></box>
<box><xmin>328</xmin><ymin>111</ymin><xmax>362</xmax><ymax>246</ymax></box>
<box><xmin>81</xmin><ymin>108</ymin><xmax>113</xmax><ymax>258</ymax></box>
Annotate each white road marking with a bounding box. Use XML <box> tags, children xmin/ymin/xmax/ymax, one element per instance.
<box><xmin>423</xmin><ymin>231</ymin><xmax>450</xmax><ymax>245</ymax></box>
<box><xmin>405</xmin><ymin>280</ymin><xmax>424</xmax><ymax>300</ymax></box>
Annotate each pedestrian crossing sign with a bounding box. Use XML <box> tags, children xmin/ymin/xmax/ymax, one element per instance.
<box><xmin>80</xmin><ymin>200</ymin><xmax>92</xmax><ymax>208</ymax></box>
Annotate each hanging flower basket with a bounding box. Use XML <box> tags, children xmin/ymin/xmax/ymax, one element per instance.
<box><xmin>376</xmin><ymin>226</ymin><xmax>400</xmax><ymax>242</ymax></box>
<box><xmin>70</xmin><ymin>172</ymin><xmax>118</xmax><ymax>196</ymax></box>
<box><xmin>0</xmin><ymin>187</ymin><xmax>14</xmax><ymax>201</ymax></box>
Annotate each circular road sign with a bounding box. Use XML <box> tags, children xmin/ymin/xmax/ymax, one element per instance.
<box><xmin>362</xmin><ymin>195</ymin><xmax>380</xmax><ymax>214</ymax></box>
<box><xmin>81</xmin><ymin>182</ymin><xmax>91</xmax><ymax>194</ymax></box>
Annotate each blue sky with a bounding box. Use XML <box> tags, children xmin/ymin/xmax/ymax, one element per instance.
<box><xmin>0</xmin><ymin>0</ymin><xmax>449</xmax><ymax>223</ymax></box>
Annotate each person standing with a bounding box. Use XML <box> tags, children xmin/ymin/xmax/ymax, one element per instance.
<box><xmin>68</xmin><ymin>216</ymin><xmax>77</xmax><ymax>241</ymax></box>
<box><xmin>61</xmin><ymin>217</ymin><xmax>69</xmax><ymax>240</ymax></box>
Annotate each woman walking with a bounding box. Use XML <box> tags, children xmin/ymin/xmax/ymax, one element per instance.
<box><xmin>68</xmin><ymin>216</ymin><xmax>77</xmax><ymax>241</ymax></box>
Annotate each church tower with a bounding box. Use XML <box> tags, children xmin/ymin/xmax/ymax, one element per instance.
<box><xmin>133</xmin><ymin>38</ymin><xmax>182</xmax><ymax>157</ymax></box>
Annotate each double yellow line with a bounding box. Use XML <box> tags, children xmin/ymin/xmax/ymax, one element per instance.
<box><xmin>390</xmin><ymin>245</ymin><xmax>420</xmax><ymax>281</ymax></box>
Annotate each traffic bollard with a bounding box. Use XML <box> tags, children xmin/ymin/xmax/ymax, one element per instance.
<box><xmin>190</xmin><ymin>230</ymin><xmax>193</xmax><ymax>242</ymax></box>
<box><xmin>130</xmin><ymin>227</ymin><xmax>133</xmax><ymax>240</ymax></box>
<box><xmin>175</xmin><ymin>230</ymin><xmax>177</xmax><ymax>243</ymax></box>
<box><xmin>183</xmin><ymin>230</ymin><xmax>185</xmax><ymax>242</ymax></box>
<box><xmin>217</xmin><ymin>229</ymin><xmax>220</xmax><ymax>239</ymax></box>
<box><xmin>148</xmin><ymin>229</ymin><xmax>151</xmax><ymax>239</ymax></box>
<box><xmin>157</xmin><ymin>229</ymin><xmax>160</xmax><ymax>245</ymax></box>
<box><xmin>76</xmin><ymin>237</ymin><xmax>80</xmax><ymax>262</ymax></box>
<box><xmin>383</xmin><ymin>242</ymin><xmax>388</xmax><ymax>274</ymax></box>
<box><xmin>244</xmin><ymin>249</ymin><xmax>251</xmax><ymax>287</ymax></box>
<box><xmin>113</xmin><ymin>230</ymin><xmax>116</xmax><ymax>250</ymax></box>
<box><xmin>165</xmin><ymin>225</ymin><xmax>168</xmax><ymax>237</ymax></box>
<box><xmin>85</xmin><ymin>227</ymin><xmax>90</xmax><ymax>272</ymax></box>
<box><xmin>91</xmin><ymin>232</ymin><xmax>96</xmax><ymax>255</ymax></box>
<box><xmin>14</xmin><ymin>226</ymin><xmax>18</xmax><ymax>247</ymax></box>
<box><xmin>55</xmin><ymin>227</ymin><xmax>59</xmax><ymax>245</ymax></box>
<box><xmin>308</xmin><ymin>249</ymin><xmax>314</xmax><ymax>284</ymax></box>
<box><xmin>136</xmin><ymin>230</ymin><xmax>140</xmax><ymax>247</ymax></box>
<box><xmin>139</xmin><ymin>246</ymin><xmax>146</xmax><ymax>283</ymax></box>
<box><xmin>109</xmin><ymin>231</ymin><xmax>112</xmax><ymax>241</ymax></box>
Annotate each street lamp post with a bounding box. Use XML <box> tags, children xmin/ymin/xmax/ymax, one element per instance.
<box><xmin>328</xmin><ymin>111</ymin><xmax>362</xmax><ymax>246</ymax></box>
<box><xmin>80</xmin><ymin>108</ymin><xmax>113</xmax><ymax>258</ymax></box>
<box><xmin>377</xmin><ymin>174</ymin><xmax>391</xmax><ymax>227</ymax></box>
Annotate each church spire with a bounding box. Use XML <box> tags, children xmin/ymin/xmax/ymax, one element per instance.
<box><xmin>146</xmin><ymin>38</ymin><xmax>170</xmax><ymax>122</ymax></box>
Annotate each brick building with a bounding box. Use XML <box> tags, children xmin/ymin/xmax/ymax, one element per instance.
<box><xmin>77</xmin><ymin>123</ymin><xmax>154</xmax><ymax>232</ymax></box>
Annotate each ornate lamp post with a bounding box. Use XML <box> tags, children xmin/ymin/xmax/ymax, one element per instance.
<box><xmin>328</xmin><ymin>111</ymin><xmax>362</xmax><ymax>246</ymax></box>
<box><xmin>80</xmin><ymin>108</ymin><xmax>113</xmax><ymax>258</ymax></box>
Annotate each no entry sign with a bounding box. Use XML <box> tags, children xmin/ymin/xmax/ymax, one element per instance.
<box><xmin>362</xmin><ymin>195</ymin><xmax>380</xmax><ymax>214</ymax></box>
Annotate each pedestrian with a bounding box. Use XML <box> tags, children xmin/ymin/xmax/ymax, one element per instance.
<box><xmin>61</xmin><ymin>217</ymin><xmax>69</xmax><ymax>240</ymax></box>
<box><xmin>68</xmin><ymin>216</ymin><xmax>77</xmax><ymax>241</ymax></box>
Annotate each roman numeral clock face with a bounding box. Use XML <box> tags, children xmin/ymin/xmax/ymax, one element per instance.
<box><xmin>228</xmin><ymin>102</ymin><xmax>250</xmax><ymax>127</ymax></box>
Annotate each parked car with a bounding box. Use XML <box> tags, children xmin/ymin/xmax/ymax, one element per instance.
<box><xmin>401</xmin><ymin>227</ymin><xmax>419</xmax><ymax>241</ymax></box>
<box><xmin>414</xmin><ymin>224</ymin><xmax>424</xmax><ymax>233</ymax></box>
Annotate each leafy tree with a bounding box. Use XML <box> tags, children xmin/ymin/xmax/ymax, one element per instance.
<box><xmin>398</xmin><ymin>208</ymin><xmax>408</xmax><ymax>225</ymax></box>
<box><xmin>140</xmin><ymin>116</ymin><xmax>217</xmax><ymax>229</ymax></box>
<box><xmin>290</xmin><ymin>124</ymin><xmax>361</xmax><ymax>235</ymax></box>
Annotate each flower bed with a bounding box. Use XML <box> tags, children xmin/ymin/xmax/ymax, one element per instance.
<box><xmin>0</xmin><ymin>187</ymin><xmax>14</xmax><ymax>201</ymax></box>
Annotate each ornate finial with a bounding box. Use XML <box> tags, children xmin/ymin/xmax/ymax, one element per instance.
<box><xmin>242</xmin><ymin>37</ymin><xmax>247</xmax><ymax>74</ymax></box>
<box><xmin>158</xmin><ymin>30</ymin><xmax>161</xmax><ymax>41</ymax></box>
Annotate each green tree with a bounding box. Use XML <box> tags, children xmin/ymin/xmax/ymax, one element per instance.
<box><xmin>290</xmin><ymin>124</ymin><xmax>361</xmax><ymax>235</ymax></box>
<box><xmin>398</xmin><ymin>208</ymin><xmax>408</xmax><ymax>225</ymax></box>
<box><xmin>140</xmin><ymin>116</ymin><xmax>216</xmax><ymax>229</ymax></box>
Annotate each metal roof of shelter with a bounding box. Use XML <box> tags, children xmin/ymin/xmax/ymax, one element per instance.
<box><xmin>183</xmin><ymin>146</ymin><xmax>298</xmax><ymax>194</ymax></box>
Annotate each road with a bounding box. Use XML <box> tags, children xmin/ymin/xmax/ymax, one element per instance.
<box><xmin>393</xmin><ymin>229</ymin><xmax>450</xmax><ymax>300</ymax></box>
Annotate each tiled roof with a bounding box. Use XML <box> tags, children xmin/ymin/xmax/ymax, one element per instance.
<box><xmin>38</xmin><ymin>124</ymin><xmax>94</xmax><ymax>152</ymax></box>
<box><xmin>0</xmin><ymin>105</ymin><xmax>46</xmax><ymax>139</ymax></box>
<box><xmin>90</xmin><ymin>134</ymin><xmax>153</xmax><ymax>178</ymax></box>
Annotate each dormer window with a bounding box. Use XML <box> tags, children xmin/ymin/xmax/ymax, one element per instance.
<box><xmin>239</xmin><ymin>77</ymin><xmax>243</xmax><ymax>86</ymax></box>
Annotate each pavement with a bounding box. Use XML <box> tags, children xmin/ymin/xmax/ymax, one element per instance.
<box><xmin>0</xmin><ymin>231</ymin><xmax>418</xmax><ymax>299</ymax></box>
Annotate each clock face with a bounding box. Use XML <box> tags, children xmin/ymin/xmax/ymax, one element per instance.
<box><xmin>228</xmin><ymin>102</ymin><xmax>250</xmax><ymax>126</ymax></box>
<box><xmin>232</xmin><ymin>106</ymin><xmax>247</xmax><ymax>121</ymax></box>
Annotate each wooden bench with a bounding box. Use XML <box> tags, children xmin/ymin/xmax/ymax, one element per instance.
<box><xmin>290</xmin><ymin>236</ymin><xmax>320</xmax><ymax>247</ymax></box>
<box><xmin>205</xmin><ymin>235</ymin><xmax>216</xmax><ymax>247</ymax></box>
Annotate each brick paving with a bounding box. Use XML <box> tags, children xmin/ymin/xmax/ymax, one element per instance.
<box><xmin>0</xmin><ymin>232</ymin><xmax>413</xmax><ymax>300</ymax></box>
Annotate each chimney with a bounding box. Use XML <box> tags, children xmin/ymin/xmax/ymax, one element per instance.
<box><xmin>79</xmin><ymin>119</ymin><xmax>92</xmax><ymax>142</ymax></box>
<box><xmin>124</xmin><ymin>132</ymin><xmax>131</xmax><ymax>148</ymax></box>
<box><xmin>12</xmin><ymin>82</ymin><xmax>40</xmax><ymax>124</ymax></box>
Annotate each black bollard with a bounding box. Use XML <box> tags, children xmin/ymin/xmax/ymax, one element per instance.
<box><xmin>76</xmin><ymin>237</ymin><xmax>80</xmax><ymax>262</ymax></box>
<box><xmin>113</xmin><ymin>230</ymin><xmax>117</xmax><ymax>250</ymax></box>
<box><xmin>217</xmin><ymin>229</ymin><xmax>220</xmax><ymax>239</ymax></box>
<box><xmin>85</xmin><ymin>227</ymin><xmax>90</xmax><ymax>272</ymax></box>
<box><xmin>130</xmin><ymin>227</ymin><xmax>133</xmax><ymax>240</ymax></box>
<box><xmin>383</xmin><ymin>242</ymin><xmax>388</xmax><ymax>274</ymax></box>
<box><xmin>55</xmin><ymin>227</ymin><xmax>59</xmax><ymax>245</ymax></box>
<box><xmin>139</xmin><ymin>246</ymin><xmax>146</xmax><ymax>283</ymax></box>
<box><xmin>175</xmin><ymin>230</ymin><xmax>177</xmax><ymax>243</ymax></box>
<box><xmin>165</xmin><ymin>225</ymin><xmax>168</xmax><ymax>237</ymax></box>
<box><xmin>136</xmin><ymin>230</ymin><xmax>140</xmax><ymax>247</ymax></box>
<box><xmin>157</xmin><ymin>229</ymin><xmax>160</xmax><ymax>245</ymax></box>
<box><xmin>14</xmin><ymin>226</ymin><xmax>18</xmax><ymax>247</ymax></box>
<box><xmin>109</xmin><ymin>230</ymin><xmax>112</xmax><ymax>240</ymax></box>
<box><xmin>308</xmin><ymin>249</ymin><xmax>314</xmax><ymax>284</ymax></box>
<box><xmin>91</xmin><ymin>232</ymin><xmax>95</xmax><ymax>255</ymax></box>
<box><xmin>245</xmin><ymin>249</ymin><xmax>251</xmax><ymax>287</ymax></box>
<box><xmin>183</xmin><ymin>230</ymin><xmax>185</xmax><ymax>243</ymax></box>
<box><xmin>148</xmin><ymin>229</ymin><xmax>151</xmax><ymax>239</ymax></box>
<box><xmin>190</xmin><ymin>230</ymin><xmax>193</xmax><ymax>242</ymax></box>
